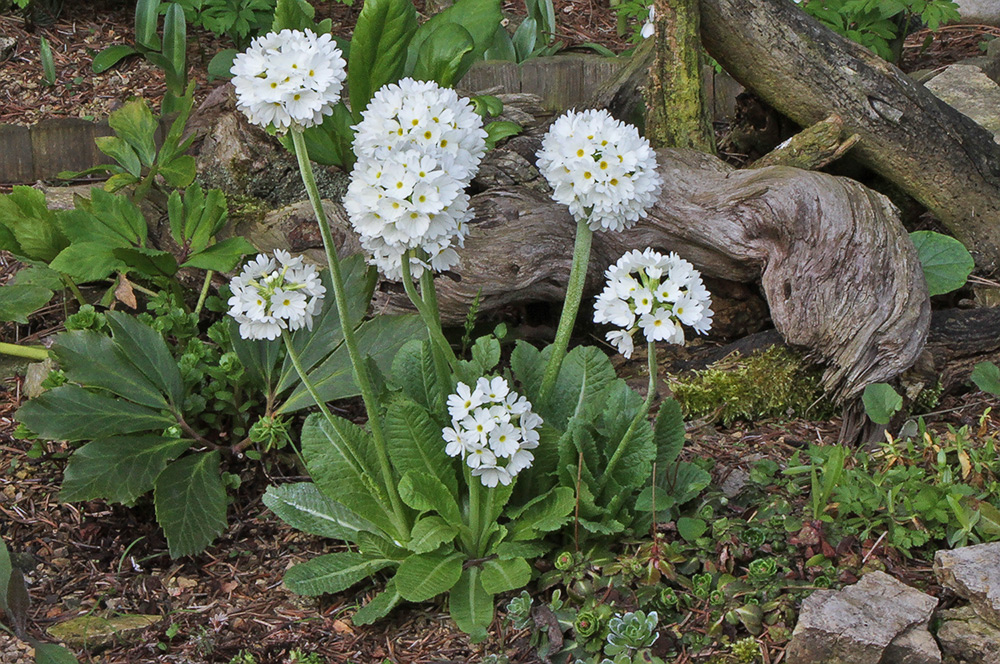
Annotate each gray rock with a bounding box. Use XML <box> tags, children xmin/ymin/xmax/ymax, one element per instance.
<box><xmin>248</xmin><ymin>200</ymin><xmax>363</xmax><ymax>269</ymax></box>
<box><xmin>23</xmin><ymin>357</ymin><xmax>56</xmax><ymax>399</ymax></box>
<box><xmin>935</xmin><ymin>542</ymin><xmax>1000</xmax><ymax>628</ymax></box>
<box><xmin>46</xmin><ymin>614</ymin><xmax>159</xmax><ymax>651</ymax></box>
<box><xmin>937</xmin><ymin>606</ymin><xmax>1000</xmax><ymax>664</ymax></box>
<box><xmin>0</xmin><ymin>36</ymin><xmax>16</xmax><ymax>62</ymax></box>
<box><xmin>954</xmin><ymin>0</ymin><xmax>1000</xmax><ymax>26</ymax></box>
<box><xmin>925</xmin><ymin>64</ymin><xmax>1000</xmax><ymax>143</ymax></box>
<box><xmin>785</xmin><ymin>571</ymin><xmax>940</xmax><ymax>664</ymax></box>
<box><xmin>720</xmin><ymin>467</ymin><xmax>751</xmax><ymax>499</ymax></box>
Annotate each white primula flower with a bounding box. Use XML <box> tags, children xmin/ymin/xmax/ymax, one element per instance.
<box><xmin>641</xmin><ymin>5</ymin><xmax>655</xmax><ymax>39</ymax></box>
<box><xmin>594</xmin><ymin>248</ymin><xmax>712</xmax><ymax>356</ymax></box>
<box><xmin>228</xmin><ymin>252</ymin><xmax>326</xmax><ymax>340</ymax></box>
<box><xmin>537</xmin><ymin>109</ymin><xmax>662</xmax><ymax>232</ymax></box>
<box><xmin>231</xmin><ymin>29</ymin><xmax>346</xmax><ymax>131</ymax></box>
<box><xmin>442</xmin><ymin>378</ymin><xmax>543</xmax><ymax>487</ymax></box>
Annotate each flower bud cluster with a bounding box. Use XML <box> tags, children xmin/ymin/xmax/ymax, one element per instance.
<box><xmin>441</xmin><ymin>376</ymin><xmax>542</xmax><ymax>488</ymax></box>
<box><xmin>231</xmin><ymin>29</ymin><xmax>347</xmax><ymax>131</ymax></box>
<box><xmin>228</xmin><ymin>251</ymin><xmax>326</xmax><ymax>340</ymax></box>
<box><xmin>536</xmin><ymin>109</ymin><xmax>662</xmax><ymax>232</ymax></box>
<box><xmin>345</xmin><ymin>79</ymin><xmax>487</xmax><ymax>280</ymax></box>
<box><xmin>593</xmin><ymin>248</ymin><xmax>713</xmax><ymax>358</ymax></box>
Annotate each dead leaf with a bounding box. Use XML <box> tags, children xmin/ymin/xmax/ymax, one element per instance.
<box><xmin>115</xmin><ymin>273</ymin><xmax>137</xmax><ymax>309</ymax></box>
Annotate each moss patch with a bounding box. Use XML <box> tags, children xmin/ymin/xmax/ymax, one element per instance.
<box><xmin>670</xmin><ymin>345</ymin><xmax>832</xmax><ymax>424</ymax></box>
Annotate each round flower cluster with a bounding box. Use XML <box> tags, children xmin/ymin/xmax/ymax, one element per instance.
<box><xmin>442</xmin><ymin>377</ymin><xmax>542</xmax><ymax>488</ymax></box>
<box><xmin>536</xmin><ymin>109</ymin><xmax>662</xmax><ymax>232</ymax></box>
<box><xmin>231</xmin><ymin>29</ymin><xmax>347</xmax><ymax>131</ymax></box>
<box><xmin>593</xmin><ymin>248</ymin><xmax>713</xmax><ymax>358</ymax></box>
<box><xmin>344</xmin><ymin>79</ymin><xmax>487</xmax><ymax>280</ymax></box>
<box><xmin>228</xmin><ymin>250</ymin><xmax>326</xmax><ymax>340</ymax></box>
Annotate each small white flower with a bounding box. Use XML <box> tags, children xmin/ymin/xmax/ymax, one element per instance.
<box><xmin>489</xmin><ymin>422</ymin><xmax>520</xmax><ymax>458</ymax></box>
<box><xmin>466</xmin><ymin>442</ymin><xmax>497</xmax><ymax>469</ymax></box>
<box><xmin>472</xmin><ymin>465</ymin><xmax>512</xmax><ymax>488</ymax></box>
<box><xmin>447</xmin><ymin>382</ymin><xmax>484</xmax><ymax>420</ymax></box>
<box><xmin>231</xmin><ymin>29</ymin><xmax>346</xmax><ymax>131</ymax></box>
<box><xmin>606</xmin><ymin>328</ymin><xmax>635</xmax><ymax>358</ymax></box>
<box><xmin>641</xmin><ymin>5</ymin><xmax>655</xmax><ymax>39</ymax></box>
<box><xmin>477</xmin><ymin>376</ymin><xmax>510</xmax><ymax>403</ymax></box>
<box><xmin>463</xmin><ymin>407</ymin><xmax>498</xmax><ymax>443</ymax></box>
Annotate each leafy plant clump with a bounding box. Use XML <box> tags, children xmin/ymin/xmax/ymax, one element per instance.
<box><xmin>670</xmin><ymin>346</ymin><xmax>830</xmax><ymax>425</ymax></box>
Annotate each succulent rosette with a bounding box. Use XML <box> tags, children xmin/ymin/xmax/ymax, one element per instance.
<box><xmin>227</xmin><ymin>250</ymin><xmax>326</xmax><ymax>340</ymax></box>
<box><xmin>594</xmin><ymin>248</ymin><xmax>713</xmax><ymax>357</ymax></box>
<box><xmin>441</xmin><ymin>376</ymin><xmax>542</xmax><ymax>488</ymax></box>
<box><xmin>536</xmin><ymin>108</ymin><xmax>662</xmax><ymax>232</ymax></box>
<box><xmin>230</xmin><ymin>28</ymin><xmax>347</xmax><ymax>131</ymax></box>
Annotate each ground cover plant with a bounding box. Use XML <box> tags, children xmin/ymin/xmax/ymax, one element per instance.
<box><xmin>3</xmin><ymin>0</ymin><xmax>1000</xmax><ymax>662</ymax></box>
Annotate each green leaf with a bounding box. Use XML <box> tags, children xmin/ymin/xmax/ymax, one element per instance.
<box><xmin>61</xmin><ymin>188</ymin><xmax>148</xmax><ymax>247</ymax></box>
<box><xmin>469</xmin><ymin>335</ymin><xmax>501</xmax><ymax>374</ymax></box>
<box><xmin>285</xmin><ymin>551</ymin><xmax>393</xmax><ymax>596</ymax></box>
<box><xmin>16</xmin><ymin>385</ymin><xmax>173</xmax><ymax>441</ymax></box>
<box><xmin>598</xmin><ymin>380</ymin><xmax>655</xmax><ymax>493</ymax></box>
<box><xmin>677</xmin><ymin>517</ymin><xmax>708</xmax><ymax>542</ymax></box>
<box><xmin>635</xmin><ymin>461</ymin><xmax>711</xmax><ymax>513</ymax></box>
<box><xmin>161</xmin><ymin>3</ymin><xmax>187</xmax><ymax>93</ymax></box>
<box><xmin>494</xmin><ymin>540</ymin><xmax>550</xmax><ymax>560</ymax></box>
<box><xmin>10</xmin><ymin>265</ymin><xmax>63</xmax><ymax>290</ymax></box>
<box><xmin>386</xmin><ymin>398</ymin><xmax>458</xmax><ymax>497</ymax></box>
<box><xmin>40</xmin><ymin>36</ymin><xmax>56</xmax><ymax>85</ymax></box>
<box><xmin>0</xmin><ymin>536</ymin><xmax>10</xmax><ymax>613</ymax></box>
<box><xmin>407</xmin><ymin>515</ymin><xmax>458</xmax><ymax>554</ymax></box>
<box><xmin>512</xmin><ymin>17</ymin><xmax>537</xmax><ymax>61</ymax></box>
<box><xmin>48</xmin><ymin>242</ymin><xmax>122</xmax><ymax>282</ymax></box>
<box><xmin>279</xmin><ymin>314</ymin><xmax>424</xmax><ymax>413</ymax></box>
<box><xmin>910</xmin><ymin>230</ymin><xmax>974</xmax><ymax>297</ymax></box>
<box><xmin>506</xmin><ymin>486</ymin><xmax>575</xmax><ymax>540</ymax></box>
<box><xmin>483</xmin><ymin>24</ymin><xmax>516</xmax><ymax>61</ymax></box>
<box><xmin>406</xmin><ymin>0</ymin><xmax>501</xmax><ymax>75</ymax></box>
<box><xmin>971</xmin><ymin>362</ymin><xmax>1000</xmax><ymax>397</ymax></box>
<box><xmin>53</xmin><ymin>330</ymin><xmax>167</xmax><ymax>409</ymax></box>
<box><xmin>104</xmin><ymin>172</ymin><xmax>141</xmax><ymax>192</ymax></box>
<box><xmin>391</xmin><ymin>339</ymin><xmax>444</xmax><ymax>412</ymax></box>
<box><xmin>134</xmin><ymin>0</ymin><xmax>162</xmax><ymax>50</ymax></box>
<box><xmin>271</xmin><ymin>0</ymin><xmax>320</xmax><ymax>32</ymax></box>
<box><xmin>229</xmin><ymin>319</ymin><xmax>282</xmax><ymax>392</ymax></box>
<box><xmin>0</xmin><ymin>186</ymin><xmax>68</xmax><ymax>263</ymax></box>
<box><xmin>106</xmin><ymin>311</ymin><xmax>184</xmax><ymax>406</ymax></box>
<box><xmin>158</xmin><ymin>154</ymin><xmax>197</xmax><ymax>188</ymax></box>
<box><xmin>975</xmin><ymin>501</ymin><xmax>1000</xmax><ymax>537</ymax></box>
<box><xmin>208</xmin><ymin>48</ymin><xmax>238</xmax><ymax>80</ymax></box>
<box><xmin>547</xmin><ymin>345</ymin><xmax>617</xmax><ymax>429</ymax></box>
<box><xmin>449</xmin><ymin>567</ymin><xmax>491</xmax><ymax>642</ymax></box>
<box><xmin>411</xmin><ymin>22</ymin><xmax>475</xmax><ymax>88</ymax></box>
<box><xmin>654</xmin><ymin>398</ymin><xmax>685</xmax><ymax>467</ymax></box>
<box><xmin>182</xmin><ymin>237</ymin><xmax>256</xmax><ymax>272</ymax></box>
<box><xmin>394</xmin><ymin>549</ymin><xmax>464</xmax><ymax>602</ymax></box>
<box><xmin>285</xmin><ymin>103</ymin><xmax>356</xmax><ymax>169</ymax></box>
<box><xmin>108</xmin><ymin>100</ymin><xmax>158</xmax><ymax>167</ymax></box>
<box><xmin>61</xmin><ymin>435</ymin><xmax>191</xmax><ymax>506</ymax></box>
<box><xmin>154</xmin><ymin>452</ymin><xmax>228</xmax><ymax>558</ymax></box>
<box><xmin>484</xmin><ymin>120</ymin><xmax>521</xmax><ymax>149</ymax></box>
<box><xmin>352</xmin><ymin>578</ymin><xmax>402</xmax><ymax>625</ymax></box>
<box><xmin>862</xmin><ymin>382</ymin><xmax>903</xmax><ymax>425</ymax></box>
<box><xmin>398</xmin><ymin>470</ymin><xmax>461</xmax><ymax>524</ymax></box>
<box><xmin>480</xmin><ymin>557</ymin><xmax>531</xmax><ymax>594</ymax></box>
<box><xmin>0</xmin><ymin>285</ymin><xmax>53</xmax><ymax>324</ymax></box>
<box><xmin>95</xmin><ymin>136</ymin><xmax>142</xmax><ymax>177</ymax></box>
<box><xmin>113</xmin><ymin>246</ymin><xmax>180</xmax><ymax>278</ymax></box>
<box><xmin>31</xmin><ymin>643</ymin><xmax>79</xmax><ymax>664</ymax></box>
<box><xmin>349</xmin><ymin>0</ymin><xmax>418</xmax><ymax>122</ymax></box>
<box><xmin>92</xmin><ymin>45</ymin><xmax>140</xmax><ymax>73</ymax></box>
<box><xmin>263</xmin><ymin>483</ymin><xmax>375</xmax><ymax>542</ymax></box>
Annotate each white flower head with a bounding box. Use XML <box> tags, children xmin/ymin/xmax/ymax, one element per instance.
<box><xmin>594</xmin><ymin>248</ymin><xmax>712</xmax><ymax>355</ymax></box>
<box><xmin>228</xmin><ymin>252</ymin><xmax>326</xmax><ymax>340</ymax></box>
<box><xmin>442</xmin><ymin>377</ymin><xmax>543</xmax><ymax>487</ymax></box>
<box><xmin>231</xmin><ymin>29</ymin><xmax>347</xmax><ymax>131</ymax></box>
<box><xmin>536</xmin><ymin>109</ymin><xmax>661</xmax><ymax>232</ymax></box>
<box><xmin>641</xmin><ymin>5</ymin><xmax>655</xmax><ymax>39</ymax></box>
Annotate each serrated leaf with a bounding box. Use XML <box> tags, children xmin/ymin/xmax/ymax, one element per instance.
<box><xmin>971</xmin><ymin>362</ymin><xmax>1000</xmax><ymax>397</ymax></box>
<box><xmin>53</xmin><ymin>330</ymin><xmax>167</xmax><ymax>409</ymax></box>
<box><xmin>349</xmin><ymin>0</ymin><xmax>418</xmax><ymax>122</ymax></box>
<box><xmin>352</xmin><ymin>578</ymin><xmax>402</xmax><ymax>625</ymax></box>
<box><xmin>0</xmin><ymin>186</ymin><xmax>68</xmax><ymax>263</ymax></box>
<box><xmin>449</xmin><ymin>567</ymin><xmax>491</xmax><ymax>642</ymax></box>
<box><xmin>407</xmin><ymin>516</ymin><xmax>458</xmax><ymax>554</ymax></box>
<box><xmin>154</xmin><ymin>452</ymin><xmax>228</xmax><ymax>557</ymax></box>
<box><xmin>182</xmin><ymin>237</ymin><xmax>256</xmax><ymax>272</ymax></box>
<box><xmin>105</xmin><ymin>311</ymin><xmax>184</xmax><ymax>406</ymax></box>
<box><xmin>92</xmin><ymin>45</ymin><xmax>141</xmax><ymax>73</ymax></box>
<box><xmin>394</xmin><ymin>549</ymin><xmax>463</xmax><ymax>602</ymax></box>
<box><xmin>113</xmin><ymin>246</ymin><xmax>179</xmax><ymax>278</ymax></box>
<box><xmin>95</xmin><ymin>136</ymin><xmax>142</xmax><ymax>177</ymax></box>
<box><xmin>263</xmin><ymin>483</ymin><xmax>374</xmax><ymax>542</ymax></box>
<box><xmin>10</xmin><ymin>265</ymin><xmax>63</xmax><ymax>290</ymax></box>
<box><xmin>598</xmin><ymin>380</ymin><xmax>655</xmax><ymax>494</ymax></box>
<box><xmin>862</xmin><ymin>382</ymin><xmax>903</xmax><ymax>425</ymax></box>
<box><xmin>16</xmin><ymin>385</ymin><xmax>173</xmax><ymax>441</ymax></box>
<box><xmin>272</xmin><ymin>0</ymin><xmax>320</xmax><ymax>32</ymax></box>
<box><xmin>547</xmin><ymin>345</ymin><xmax>617</xmax><ymax>429</ymax></box>
<box><xmin>910</xmin><ymin>230</ymin><xmax>974</xmax><ymax>297</ymax></box>
<box><xmin>506</xmin><ymin>486</ymin><xmax>575</xmax><ymax>540</ymax></box>
<box><xmin>48</xmin><ymin>242</ymin><xmax>123</xmax><ymax>282</ymax></box>
<box><xmin>654</xmin><ymin>398</ymin><xmax>685</xmax><ymax>467</ymax></box>
<box><xmin>391</xmin><ymin>339</ymin><xmax>444</xmax><ymax>412</ymax></box>
<box><xmin>159</xmin><ymin>154</ymin><xmax>197</xmax><ymax>188</ymax></box>
<box><xmin>61</xmin><ymin>435</ymin><xmax>191</xmax><ymax>506</ymax></box>
<box><xmin>469</xmin><ymin>335</ymin><xmax>500</xmax><ymax>373</ymax></box>
<box><xmin>284</xmin><ymin>551</ymin><xmax>393</xmax><ymax>596</ymax></box>
<box><xmin>386</xmin><ymin>398</ymin><xmax>458</xmax><ymax>497</ymax></box>
<box><xmin>398</xmin><ymin>470</ymin><xmax>461</xmax><ymax>524</ymax></box>
<box><xmin>635</xmin><ymin>461</ymin><xmax>710</xmax><ymax>513</ymax></box>
<box><xmin>228</xmin><ymin>319</ymin><xmax>282</xmax><ymax>392</ymax></box>
<box><xmin>0</xmin><ymin>285</ymin><xmax>53</xmax><ymax>324</ymax></box>
<box><xmin>494</xmin><ymin>540</ymin><xmax>550</xmax><ymax>560</ymax></box>
<box><xmin>480</xmin><ymin>557</ymin><xmax>531</xmax><ymax>594</ymax></box>
<box><xmin>108</xmin><ymin>100</ymin><xmax>158</xmax><ymax>167</ymax></box>
<box><xmin>975</xmin><ymin>501</ymin><xmax>1000</xmax><ymax>537</ymax></box>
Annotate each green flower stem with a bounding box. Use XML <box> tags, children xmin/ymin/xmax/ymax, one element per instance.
<box><xmin>62</xmin><ymin>276</ymin><xmax>87</xmax><ymax>306</ymax></box>
<box><xmin>601</xmin><ymin>341</ymin><xmax>657</xmax><ymax>496</ymax></box>
<box><xmin>194</xmin><ymin>270</ymin><xmax>213</xmax><ymax>317</ymax></box>
<box><xmin>478</xmin><ymin>486</ymin><xmax>495</xmax><ymax>558</ymax></box>
<box><xmin>290</xmin><ymin>127</ymin><xmax>409</xmax><ymax>541</ymax></box>
<box><xmin>539</xmin><ymin>217</ymin><xmax>594</xmax><ymax>404</ymax></box>
<box><xmin>419</xmin><ymin>264</ymin><xmax>458</xmax><ymax>368</ymax></box>
<box><xmin>466</xmin><ymin>465</ymin><xmax>484</xmax><ymax>556</ymax></box>
<box><xmin>0</xmin><ymin>342</ymin><xmax>49</xmax><ymax>361</ymax></box>
<box><xmin>400</xmin><ymin>253</ymin><xmax>458</xmax><ymax>394</ymax></box>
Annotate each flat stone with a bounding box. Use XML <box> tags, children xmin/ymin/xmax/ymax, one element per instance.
<box><xmin>925</xmin><ymin>64</ymin><xmax>1000</xmax><ymax>143</ymax></box>
<box><xmin>937</xmin><ymin>606</ymin><xmax>1000</xmax><ymax>664</ymax></box>
<box><xmin>954</xmin><ymin>0</ymin><xmax>1000</xmax><ymax>26</ymax></box>
<box><xmin>46</xmin><ymin>614</ymin><xmax>159</xmax><ymax>651</ymax></box>
<box><xmin>785</xmin><ymin>571</ymin><xmax>939</xmax><ymax>664</ymax></box>
<box><xmin>935</xmin><ymin>542</ymin><xmax>1000</xmax><ymax>628</ymax></box>
<box><xmin>0</xmin><ymin>37</ymin><xmax>16</xmax><ymax>62</ymax></box>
